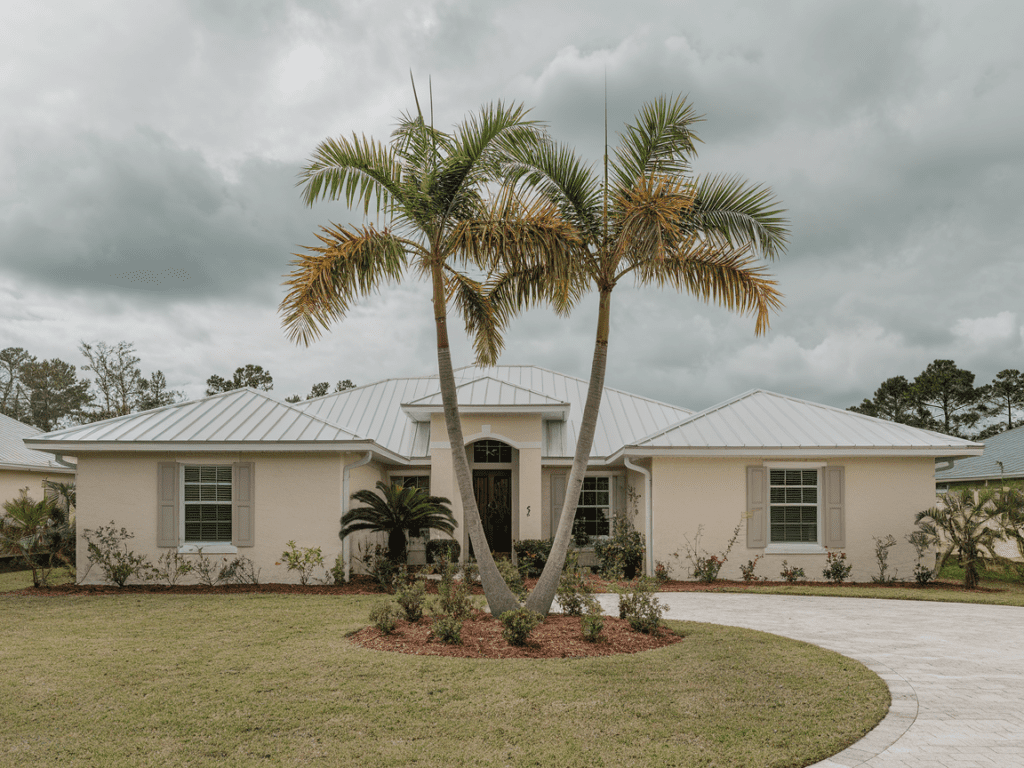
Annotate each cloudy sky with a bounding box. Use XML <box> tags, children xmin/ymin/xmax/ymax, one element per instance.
<box><xmin>2</xmin><ymin>0</ymin><xmax>1022</xmax><ymax>412</ymax></box>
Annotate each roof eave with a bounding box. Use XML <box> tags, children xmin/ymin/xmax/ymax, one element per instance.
<box><xmin>0</xmin><ymin>462</ymin><xmax>77</xmax><ymax>474</ymax></box>
<box><xmin>617</xmin><ymin>445</ymin><xmax>987</xmax><ymax>459</ymax></box>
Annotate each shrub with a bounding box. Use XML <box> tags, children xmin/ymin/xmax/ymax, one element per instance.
<box><xmin>618</xmin><ymin>577</ymin><xmax>665</xmax><ymax>634</ymax></box>
<box><xmin>739</xmin><ymin>556</ymin><xmax>766</xmax><ymax>583</ymax></box>
<box><xmin>653</xmin><ymin>560</ymin><xmax>670</xmax><ymax>583</ymax></box>
<box><xmin>916</xmin><ymin>490</ymin><xmax>1004</xmax><ymax>589</ymax></box>
<box><xmin>82</xmin><ymin>523</ymin><xmax>154</xmax><ymax>587</ymax></box>
<box><xmin>512</xmin><ymin>538</ymin><xmax>553</xmax><ymax>577</ymax></box>
<box><xmin>280</xmin><ymin>540</ymin><xmax>324</xmax><ymax>585</ymax></box>
<box><xmin>356</xmin><ymin>543</ymin><xmax>399</xmax><ymax>592</ymax></box>
<box><xmin>557</xmin><ymin>551</ymin><xmax>594</xmax><ymax>616</ymax></box>
<box><xmin>425</xmin><ymin>538</ymin><xmax>461</xmax><ymax>565</ymax></box>
<box><xmin>495</xmin><ymin>556</ymin><xmax>527</xmax><ymax>601</ymax></box>
<box><xmin>870</xmin><ymin>535</ymin><xmax>899</xmax><ymax>584</ymax></box>
<box><xmin>822</xmin><ymin>550</ymin><xmax>852</xmax><ymax>584</ymax></box>
<box><xmin>220</xmin><ymin>556</ymin><xmax>261</xmax><ymax>585</ymax></box>
<box><xmin>499</xmin><ymin>607</ymin><xmax>543</xmax><ymax>646</ymax></box>
<box><xmin>679</xmin><ymin>522</ymin><xmax>740</xmax><ymax>583</ymax></box>
<box><xmin>433</xmin><ymin>561</ymin><xmax>474</xmax><ymax>621</ymax></box>
<box><xmin>594</xmin><ymin>513</ymin><xmax>644</xmax><ymax>580</ymax></box>
<box><xmin>192</xmin><ymin>549</ymin><xmax>229</xmax><ymax>587</ymax></box>
<box><xmin>395</xmin><ymin>579</ymin><xmax>427</xmax><ymax>622</ymax></box>
<box><xmin>779</xmin><ymin>560</ymin><xmax>806</xmax><ymax>583</ymax></box>
<box><xmin>431</xmin><ymin>614</ymin><xmax>463</xmax><ymax>645</ymax></box>
<box><xmin>153</xmin><ymin>549</ymin><xmax>194</xmax><ymax>585</ymax></box>
<box><xmin>1</xmin><ymin>490</ymin><xmax>66</xmax><ymax>587</ymax></box>
<box><xmin>906</xmin><ymin>530</ymin><xmax>935</xmax><ymax>586</ymax></box>
<box><xmin>329</xmin><ymin>553</ymin><xmax>346</xmax><ymax>585</ymax></box>
<box><xmin>369</xmin><ymin>600</ymin><xmax>400</xmax><ymax>635</ymax></box>
<box><xmin>581</xmin><ymin>600</ymin><xmax>605</xmax><ymax>643</ymax></box>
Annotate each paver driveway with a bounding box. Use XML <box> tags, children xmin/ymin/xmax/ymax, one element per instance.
<box><xmin>597</xmin><ymin>593</ymin><xmax>1024</xmax><ymax>767</ymax></box>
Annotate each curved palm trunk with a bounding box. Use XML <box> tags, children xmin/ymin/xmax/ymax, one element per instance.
<box><xmin>431</xmin><ymin>262</ymin><xmax>520</xmax><ymax>616</ymax></box>
<box><xmin>526</xmin><ymin>289</ymin><xmax>612</xmax><ymax>614</ymax></box>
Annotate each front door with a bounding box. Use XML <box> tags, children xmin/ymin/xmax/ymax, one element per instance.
<box><xmin>472</xmin><ymin>470</ymin><xmax>512</xmax><ymax>556</ymax></box>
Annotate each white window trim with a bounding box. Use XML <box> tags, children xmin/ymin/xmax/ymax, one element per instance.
<box><xmin>177</xmin><ymin>463</ymin><xmax>236</xmax><ymax>554</ymax></box>
<box><xmin>574</xmin><ymin>473</ymin><xmax>622</xmax><ymax>541</ymax></box>
<box><xmin>763</xmin><ymin>462</ymin><xmax>826</xmax><ymax>554</ymax></box>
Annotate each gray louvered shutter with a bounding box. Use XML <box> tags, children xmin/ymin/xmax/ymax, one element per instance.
<box><xmin>823</xmin><ymin>465</ymin><xmax>845</xmax><ymax>548</ymax></box>
<box><xmin>157</xmin><ymin>462</ymin><xmax>179</xmax><ymax>547</ymax></box>
<box><xmin>232</xmin><ymin>462</ymin><xmax>255</xmax><ymax>547</ymax></box>
<box><xmin>550</xmin><ymin>473</ymin><xmax>567</xmax><ymax>537</ymax></box>
<box><xmin>746</xmin><ymin>466</ymin><xmax>768</xmax><ymax>548</ymax></box>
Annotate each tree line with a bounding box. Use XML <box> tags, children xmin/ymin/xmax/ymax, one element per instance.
<box><xmin>848</xmin><ymin>360</ymin><xmax>1024</xmax><ymax>440</ymax></box>
<box><xmin>1</xmin><ymin>342</ymin><xmax>355</xmax><ymax>432</ymax></box>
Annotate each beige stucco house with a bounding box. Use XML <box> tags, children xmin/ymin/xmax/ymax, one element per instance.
<box><xmin>1</xmin><ymin>413</ymin><xmax>76</xmax><ymax>507</ymax></box>
<box><xmin>24</xmin><ymin>365</ymin><xmax>982</xmax><ymax>584</ymax></box>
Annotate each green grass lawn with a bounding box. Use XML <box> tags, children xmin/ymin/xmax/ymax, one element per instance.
<box><xmin>0</xmin><ymin>567</ymin><xmax>73</xmax><ymax>593</ymax></box>
<box><xmin>0</xmin><ymin>592</ymin><xmax>887</xmax><ymax>768</ymax></box>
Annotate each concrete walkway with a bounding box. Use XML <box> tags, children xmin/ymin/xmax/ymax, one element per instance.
<box><xmin>596</xmin><ymin>593</ymin><xmax>1024</xmax><ymax>767</ymax></box>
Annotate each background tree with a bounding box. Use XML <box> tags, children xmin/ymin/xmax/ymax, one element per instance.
<box><xmin>19</xmin><ymin>358</ymin><xmax>92</xmax><ymax>431</ymax></box>
<box><xmin>977</xmin><ymin>369</ymin><xmax>1024</xmax><ymax>436</ymax></box>
<box><xmin>498</xmin><ymin>95</ymin><xmax>787</xmax><ymax>614</ymax></box>
<box><xmin>80</xmin><ymin>340</ymin><xmax>144</xmax><ymax>420</ymax></box>
<box><xmin>912</xmin><ymin>359</ymin><xmax>983</xmax><ymax>438</ymax></box>
<box><xmin>206</xmin><ymin>364</ymin><xmax>274</xmax><ymax>395</ymax></box>
<box><xmin>1</xmin><ymin>347</ymin><xmax>35</xmax><ymax>421</ymax></box>
<box><xmin>281</xmin><ymin>95</ymin><xmax>566</xmax><ymax>615</ymax></box>
<box><xmin>342</xmin><ymin>481</ymin><xmax>456</xmax><ymax>564</ymax></box>
<box><xmin>138</xmin><ymin>370</ymin><xmax>184</xmax><ymax>411</ymax></box>
<box><xmin>848</xmin><ymin>375</ymin><xmax>937</xmax><ymax>428</ymax></box>
<box><xmin>335</xmin><ymin>379</ymin><xmax>356</xmax><ymax>392</ymax></box>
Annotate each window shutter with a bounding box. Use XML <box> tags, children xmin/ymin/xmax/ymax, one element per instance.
<box><xmin>232</xmin><ymin>462</ymin><xmax>255</xmax><ymax>547</ymax></box>
<box><xmin>823</xmin><ymin>465</ymin><xmax>845</xmax><ymax>548</ymax></box>
<box><xmin>550</xmin><ymin>473</ymin><xmax>567</xmax><ymax>536</ymax></box>
<box><xmin>156</xmin><ymin>462</ymin><xmax>179</xmax><ymax>547</ymax></box>
<box><xmin>746</xmin><ymin>466</ymin><xmax>767</xmax><ymax>548</ymax></box>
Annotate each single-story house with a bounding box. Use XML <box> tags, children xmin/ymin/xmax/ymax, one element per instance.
<box><xmin>24</xmin><ymin>365</ymin><xmax>982</xmax><ymax>584</ymax></box>
<box><xmin>1</xmin><ymin>413</ymin><xmax>76</xmax><ymax>506</ymax></box>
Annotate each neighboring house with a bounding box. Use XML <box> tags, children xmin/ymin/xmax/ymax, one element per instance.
<box><xmin>24</xmin><ymin>366</ymin><xmax>982</xmax><ymax>584</ymax></box>
<box><xmin>0</xmin><ymin>413</ymin><xmax>76</xmax><ymax>507</ymax></box>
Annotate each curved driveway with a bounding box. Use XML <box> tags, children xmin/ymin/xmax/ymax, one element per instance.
<box><xmin>597</xmin><ymin>593</ymin><xmax>1024</xmax><ymax>767</ymax></box>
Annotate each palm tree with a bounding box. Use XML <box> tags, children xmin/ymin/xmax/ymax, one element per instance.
<box><xmin>1</xmin><ymin>490</ymin><xmax>56</xmax><ymax>587</ymax></box>
<box><xmin>497</xmin><ymin>96</ymin><xmax>789</xmax><ymax>614</ymax></box>
<box><xmin>280</xmin><ymin>93</ymin><xmax>573</xmax><ymax>615</ymax></box>
<box><xmin>342</xmin><ymin>481</ymin><xmax>457</xmax><ymax>564</ymax></box>
<box><xmin>915</xmin><ymin>489</ymin><xmax>1004</xmax><ymax>589</ymax></box>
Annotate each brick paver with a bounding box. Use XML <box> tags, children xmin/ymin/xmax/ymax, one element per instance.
<box><xmin>597</xmin><ymin>593</ymin><xmax>1024</xmax><ymax>767</ymax></box>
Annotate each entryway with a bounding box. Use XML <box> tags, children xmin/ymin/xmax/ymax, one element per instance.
<box><xmin>472</xmin><ymin>469</ymin><xmax>512</xmax><ymax>556</ymax></box>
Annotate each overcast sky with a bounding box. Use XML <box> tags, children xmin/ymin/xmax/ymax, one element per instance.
<box><xmin>2</xmin><ymin>0</ymin><xmax>1022</xmax><ymax>413</ymax></box>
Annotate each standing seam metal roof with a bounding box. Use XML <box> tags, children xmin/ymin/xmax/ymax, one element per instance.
<box><xmin>0</xmin><ymin>413</ymin><xmax>74</xmax><ymax>470</ymax></box>
<box><xmin>935</xmin><ymin>424</ymin><xmax>1024</xmax><ymax>481</ymax></box>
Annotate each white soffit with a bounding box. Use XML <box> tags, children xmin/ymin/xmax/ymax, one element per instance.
<box><xmin>24</xmin><ymin>388</ymin><xmax>363</xmax><ymax>448</ymax></box>
<box><xmin>629</xmin><ymin>389</ymin><xmax>985</xmax><ymax>455</ymax></box>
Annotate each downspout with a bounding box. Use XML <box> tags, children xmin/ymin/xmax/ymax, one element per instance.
<box><xmin>342</xmin><ymin>452</ymin><xmax>373</xmax><ymax>581</ymax></box>
<box><xmin>624</xmin><ymin>456</ymin><xmax>653</xmax><ymax>577</ymax></box>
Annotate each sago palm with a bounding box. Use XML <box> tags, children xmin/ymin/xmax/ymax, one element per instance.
<box><xmin>280</xmin><ymin>94</ymin><xmax>574</xmax><ymax>615</ymax></box>
<box><xmin>497</xmin><ymin>95</ymin><xmax>789</xmax><ymax>614</ymax></box>
<box><xmin>342</xmin><ymin>481</ymin><xmax>457</xmax><ymax>564</ymax></box>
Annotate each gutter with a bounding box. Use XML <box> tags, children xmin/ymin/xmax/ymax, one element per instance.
<box><xmin>624</xmin><ymin>457</ymin><xmax>653</xmax><ymax>577</ymax></box>
<box><xmin>342</xmin><ymin>452</ymin><xmax>373</xmax><ymax>581</ymax></box>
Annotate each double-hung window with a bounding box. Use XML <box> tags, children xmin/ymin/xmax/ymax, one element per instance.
<box><xmin>156</xmin><ymin>461</ymin><xmax>254</xmax><ymax>552</ymax></box>
<box><xmin>768</xmin><ymin>468</ymin><xmax>819</xmax><ymax>544</ymax></box>
<box><xmin>574</xmin><ymin>476</ymin><xmax>611</xmax><ymax>538</ymax></box>
<box><xmin>183</xmin><ymin>465</ymin><xmax>233</xmax><ymax>543</ymax></box>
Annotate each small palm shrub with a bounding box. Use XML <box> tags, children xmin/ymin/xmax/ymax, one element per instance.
<box><xmin>822</xmin><ymin>550</ymin><xmax>852</xmax><ymax>584</ymax></box>
<box><xmin>343</xmin><ymin>482</ymin><xmax>456</xmax><ymax>565</ymax></box>
<box><xmin>499</xmin><ymin>607</ymin><xmax>543</xmax><ymax>646</ymax></box>
<box><xmin>916</xmin><ymin>489</ymin><xmax>1005</xmax><ymax>590</ymax></box>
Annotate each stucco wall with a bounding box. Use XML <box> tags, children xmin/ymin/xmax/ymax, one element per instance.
<box><xmin>1</xmin><ymin>468</ymin><xmax>75</xmax><ymax>508</ymax></box>
<box><xmin>74</xmin><ymin>452</ymin><xmax>388</xmax><ymax>585</ymax></box>
<box><xmin>650</xmin><ymin>456</ymin><xmax>938</xmax><ymax>583</ymax></box>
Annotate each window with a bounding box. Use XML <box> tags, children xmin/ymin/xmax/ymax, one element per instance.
<box><xmin>392</xmin><ymin>475</ymin><xmax>430</xmax><ymax>492</ymax></box>
<box><xmin>474</xmin><ymin>440</ymin><xmax>511</xmax><ymax>463</ymax></box>
<box><xmin>183</xmin><ymin>465</ymin><xmax>232</xmax><ymax>543</ymax></box>
<box><xmin>574</xmin><ymin>476</ymin><xmax>611</xmax><ymax>538</ymax></box>
<box><xmin>769</xmin><ymin>468</ymin><xmax>818</xmax><ymax>543</ymax></box>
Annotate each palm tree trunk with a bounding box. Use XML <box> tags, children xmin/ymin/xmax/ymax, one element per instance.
<box><xmin>526</xmin><ymin>288</ymin><xmax>612</xmax><ymax>614</ymax></box>
<box><xmin>431</xmin><ymin>261</ymin><xmax>520</xmax><ymax>616</ymax></box>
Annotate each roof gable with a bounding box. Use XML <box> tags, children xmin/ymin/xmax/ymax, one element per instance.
<box><xmin>402</xmin><ymin>377</ymin><xmax>569</xmax><ymax>419</ymax></box>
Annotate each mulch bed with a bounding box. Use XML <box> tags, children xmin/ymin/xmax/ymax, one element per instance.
<box><xmin>350</xmin><ymin>613</ymin><xmax>682</xmax><ymax>659</ymax></box>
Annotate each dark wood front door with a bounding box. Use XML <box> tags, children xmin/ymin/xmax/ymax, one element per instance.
<box><xmin>472</xmin><ymin>470</ymin><xmax>512</xmax><ymax>556</ymax></box>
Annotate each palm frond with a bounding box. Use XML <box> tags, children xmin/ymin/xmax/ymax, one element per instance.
<box><xmin>279</xmin><ymin>224</ymin><xmax>410</xmax><ymax>346</ymax></box>
<box><xmin>686</xmin><ymin>174</ymin><xmax>790</xmax><ymax>260</ymax></box>
<box><xmin>443</xmin><ymin>267</ymin><xmax>507</xmax><ymax>366</ymax></box>
<box><xmin>610</xmin><ymin>95</ymin><xmax>702</xmax><ymax>190</ymax></box>
<box><xmin>298</xmin><ymin>134</ymin><xmax>402</xmax><ymax>216</ymax></box>
<box><xmin>611</xmin><ymin>176</ymin><xmax>696</xmax><ymax>266</ymax></box>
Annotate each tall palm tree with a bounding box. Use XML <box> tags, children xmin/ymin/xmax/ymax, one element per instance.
<box><xmin>497</xmin><ymin>96</ymin><xmax>789</xmax><ymax>614</ymax></box>
<box><xmin>342</xmin><ymin>481</ymin><xmax>457</xmax><ymax>564</ymax></box>
<box><xmin>280</xmin><ymin>94</ymin><xmax>574</xmax><ymax>615</ymax></box>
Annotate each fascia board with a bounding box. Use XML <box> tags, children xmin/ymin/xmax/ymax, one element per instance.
<box><xmin>617</xmin><ymin>446</ymin><xmax>986</xmax><ymax>459</ymax></box>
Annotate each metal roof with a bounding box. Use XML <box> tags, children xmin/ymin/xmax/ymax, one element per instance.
<box><xmin>935</xmin><ymin>424</ymin><xmax>1024</xmax><ymax>482</ymax></box>
<box><xmin>25</xmin><ymin>388</ymin><xmax>364</xmax><ymax>450</ymax></box>
<box><xmin>402</xmin><ymin>377</ymin><xmax>569</xmax><ymax>419</ymax></box>
<box><xmin>0</xmin><ymin>413</ymin><xmax>75</xmax><ymax>472</ymax></box>
<box><xmin>626</xmin><ymin>390</ymin><xmax>984</xmax><ymax>456</ymax></box>
<box><xmin>294</xmin><ymin>365</ymin><xmax>693</xmax><ymax>459</ymax></box>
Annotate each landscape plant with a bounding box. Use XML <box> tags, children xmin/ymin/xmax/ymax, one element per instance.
<box><xmin>152</xmin><ymin>549</ymin><xmax>194</xmax><ymax>586</ymax></box>
<box><xmin>617</xmin><ymin>577</ymin><xmax>665</xmax><ymax>634</ymax></box>
<box><xmin>355</xmin><ymin>543</ymin><xmax>399</xmax><ymax>592</ymax></box>
<box><xmin>916</xmin><ymin>489</ymin><xmax>1005</xmax><ymax>589</ymax></box>
<box><xmin>779</xmin><ymin>561</ymin><xmax>806</xmax><ymax>583</ymax></box>
<box><xmin>0</xmin><ymin>491</ymin><xmax>65</xmax><ymax>587</ymax></box>
<box><xmin>433</xmin><ymin>560</ymin><xmax>474</xmax><ymax>621</ymax></box>
<box><xmin>556</xmin><ymin>551</ymin><xmax>595</xmax><ymax>616</ymax></box>
<box><xmin>329</xmin><ymin>553</ymin><xmax>346</xmax><ymax>585</ymax></box>
<box><xmin>430</xmin><ymin>614</ymin><xmax>463</xmax><ymax>645</ymax></box>
<box><xmin>494</xmin><ymin>555</ymin><xmax>527</xmax><ymax>601</ymax></box>
<box><xmin>192</xmin><ymin>549</ymin><xmax>230</xmax><ymax>587</ymax></box>
<box><xmin>394</xmin><ymin>579</ymin><xmax>427</xmax><ymax>622</ymax></box>
<box><xmin>279</xmin><ymin>540</ymin><xmax>325</xmax><ymax>585</ymax></box>
<box><xmin>369</xmin><ymin>600</ymin><xmax>400</xmax><ymax>635</ymax></box>
<box><xmin>870</xmin><ymin>535</ymin><xmax>900</xmax><ymax>584</ymax></box>
<box><xmin>679</xmin><ymin>522</ymin><xmax>741</xmax><ymax>582</ymax></box>
<box><xmin>424</xmin><ymin>537</ymin><xmax>460</xmax><ymax>565</ymax></box>
<box><xmin>994</xmin><ymin>486</ymin><xmax>1024</xmax><ymax>580</ymax></box>
<box><xmin>653</xmin><ymin>560</ymin><xmax>670</xmax><ymax>582</ymax></box>
<box><xmin>822</xmin><ymin>550</ymin><xmax>853</xmax><ymax>584</ymax></box>
<box><xmin>594</xmin><ymin>511</ymin><xmax>645</xmax><ymax>579</ymax></box>
<box><xmin>220</xmin><ymin>556</ymin><xmax>261</xmax><ymax>585</ymax></box>
<box><xmin>342</xmin><ymin>482</ymin><xmax>456</xmax><ymax>566</ymax></box>
<box><xmin>499</xmin><ymin>607</ymin><xmax>543</xmax><ymax>646</ymax></box>
<box><xmin>581</xmin><ymin>600</ymin><xmax>606</xmax><ymax>642</ymax></box>
<box><xmin>82</xmin><ymin>522</ymin><xmax>153</xmax><ymax>587</ymax></box>
<box><xmin>512</xmin><ymin>538</ymin><xmax>553</xmax><ymax>577</ymax></box>
<box><xmin>739</xmin><ymin>555</ymin><xmax>765</xmax><ymax>582</ymax></box>
<box><xmin>905</xmin><ymin>530</ymin><xmax>936</xmax><ymax>586</ymax></box>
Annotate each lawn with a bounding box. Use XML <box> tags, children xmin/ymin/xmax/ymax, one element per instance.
<box><xmin>0</xmin><ymin>592</ymin><xmax>888</xmax><ymax>768</ymax></box>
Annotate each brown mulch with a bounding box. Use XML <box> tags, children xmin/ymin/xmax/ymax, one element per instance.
<box><xmin>350</xmin><ymin>613</ymin><xmax>682</xmax><ymax>659</ymax></box>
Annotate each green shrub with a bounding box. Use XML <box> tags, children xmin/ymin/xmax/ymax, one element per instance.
<box><xmin>594</xmin><ymin>521</ymin><xmax>644</xmax><ymax>580</ymax></box>
<box><xmin>153</xmin><ymin>549</ymin><xmax>194</xmax><ymax>585</ymax></box>
<box><xmin>779</xmin><ymin>560</ymin><xmax>806</xmax><ymax>583</ymax></box>
<box><xmin>192</xmin><ymin>549</ymin><xmax>229</xmax><ymax>587</ymax></box>
<box><xmin>329</xmin><ymin>553</ymin><xmax>346</xmax><ymax>585</ymax></box>
<box><xmin>280</xmin><ymin>540</ymin><xmax>324</xmax><ymax>585</ymax></box>
<box><xmin>653</xmin><ymin>560</ymin><xmax>670</xmax><ymax>582</ymax></box>
<box><xmin>356</xmin><ymin>543</ymin><xmax>399</xmax><ymax>592</ymax></box>
<box><xmin>495</xmin><ymin>556</ymin><xmax>527</xmax><ymax>601</ymax></box>
<box><xmin>220</xmin><ymin>556</ymin><xmax>261</xmax><ymax>585</ymax></box>
<box><xmin>739</xmin><ymin>556</ymin><xmax>765</xmax><ymax>582</ymax></box>
<box><xmin>425</xmin><ymin>538</ymin><xmax>461</xmax><ymax>565</ymax></box>
<box><xmin>369</xmin><ymin>600</ymin><xmax>400</xmax><ymax>634</ymax></box>
<box><xmin>906</xmin><ymin>530</ymin><xmax>935</xmax><ymax>586</ymax></box>
<box><xmin>433</xmin><ymin>561</ymin><xmax>474</xmax><ymax>621</ymax></box>
<box><xmin>499</xmin><ymin>607</ymin><xmax>543</xmax><ymax>646</ymax></box>
<box><xmin>822</xmin><ymin>550</ymin><xmax>852</xmax><ymax>584</ymax></box>
<box><xmin>618</xmin><ymin>577</ymin><xmax>664</xmax><ymax>634</ymax></box>
<box><xmin>581</xmin><ymin>600</ymin><xmax>605</xmax><ymax>643</ymax></box>
<box><xmin>870</xmin><ymin>535</ymin><xmax>899</xmax><ymax>584</ymax></box>
<box><xmin>431</xmin><ymin>615</ymin><xmax>463</xmax><ymax>645</ymax></box>
<box><xmin>82</xmin><ymin>523</ymin><xmax>154</xmax><ymax>587</ymax></box>
<box><xmin>679</xmin><ymin>522</ymin><xmax>740</xmax><ymax>583</ymax></box>
<box><xmin>512</xmin><ymin>538</ymin><xmax>553</xmax><ymax>577</ymax></box>
<box><xmin>395</xmin><ymin>579</ymin><xmax>427</xmax><ymax>622</ymax></box>
<box><xmin>557</xmin><ymin>550</ymin><xmax>594</xmax><ymax>616</ymax></box>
